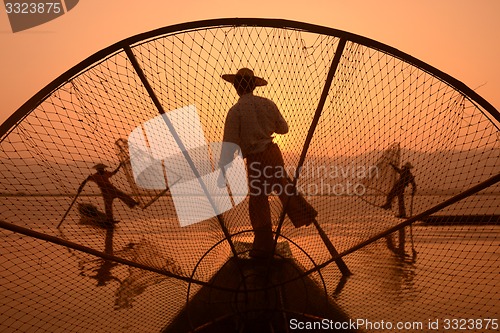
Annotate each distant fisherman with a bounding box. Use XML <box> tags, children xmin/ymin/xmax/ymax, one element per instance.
<box><xmin>78</xmin><ymin>163</ymin><xmax>138</xmax><ymax>224</ymax></box>
<box><xmin>381</xmin><ymin>162</ymin><xmax>416</xmax><ymax>218</ymax></box>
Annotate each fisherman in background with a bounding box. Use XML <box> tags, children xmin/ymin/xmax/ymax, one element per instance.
<box><xmin>219</xmin><ymin>68</ymin><xmax>317</xmax><ymax>258</ymax></box>
<box><xmin>78</xmin><ymin>163</ymin><xmax>139</xmax><ymax>224</ymax></box>
<box><xmin>381</xmin><ymin>162</ymin><xmax>416</xmax><ymax>218</ymax></box>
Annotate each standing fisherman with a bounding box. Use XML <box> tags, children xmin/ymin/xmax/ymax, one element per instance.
<box><xmin>78</xmin><ymin>163</ymin><xmax>139</xmax><ymax>224</ymax></box>
<box><xmin>381</xmin><ymin>162</ymin><xmax>416</xmax><ymax>218</ymax></box>
<box><xmin>219</xmin><ymin>68</ymin><xmax>317</xmax><ymax>258</ymax></box>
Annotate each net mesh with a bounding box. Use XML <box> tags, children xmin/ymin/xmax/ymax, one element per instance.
<box><xmin>359</xmin><ymin>142</ymin><xmax>401</xmax><ymax>207</ymax></box>
<box><xmin>1</xmin><ymin>20</ymin><xmax>499</xmax><ymax>332</ymax></box>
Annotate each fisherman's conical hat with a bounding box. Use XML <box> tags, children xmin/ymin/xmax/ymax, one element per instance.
<box><xmin>93</xmin><ymin>163</ymin><xmax>108</xmax><ymax>170</ymax></box>
<box><xmin>221</xmin><ymin>68</ymin><xmax>268</xmax><ymax>86</ymax></box>
<box><xmin>402</xmin><ymin>162</ymin><xmax>414</xmax><ymax>169</ymax></box>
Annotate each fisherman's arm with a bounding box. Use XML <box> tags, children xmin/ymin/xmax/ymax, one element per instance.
<box><xmin>275</xmin><ymin>117</ymin><xmax>288</xmax><ymax>134</ymax></box>
<box><xmin>269</xmin><ymin>100</ymin><xmax>288</xmax><ymax>134</ymax></box>
<box><xmin>109</xmin><ymin>161</ymin><xmax>125</xmax><ymax>176</ymax></box>
<box><xmin>219</xmin><ymin>109</ymin><xmax>240</xmax><ymax>169</ymax></box>
<box><xmin>275</xmin><ymin>114</ymin><xmax>288</xmax><ymax>134</ymax></box>
<box><xmin>389</xmin><ymin>163</ymin><xmax>401</xmax><ymax>173</ymax></box>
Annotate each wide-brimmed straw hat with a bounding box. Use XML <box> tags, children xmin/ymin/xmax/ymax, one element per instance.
<box><xmin>221</xmin><ymin>68</ymin><xmax>268</xmax><ymax>86</ymax></box>
<box><xmin>402</xmin><ymin>162</ymin><xmax>414</xmax><ymax>169</ymax></box>
<box><xmin>93</xmin><ymin>163</ymin><xmax>108</xmax><ymax>170</ymax></box>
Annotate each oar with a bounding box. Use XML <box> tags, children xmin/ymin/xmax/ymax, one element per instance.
<box><xmin>311</xmin><ymin>219</ymin><xmax>351</xmax><ymax>276</ymax></box>
<box><xmin>409</xmin><ymin>192</ymin><xmax>417</xmax><ymax>259</ymax></box>
<box><xmin>221</xmin><ymin>168</ymin><xmax>236</xmax><ymax>208</ymax></box>
<box><xmin>283</xmin><ymin>176</ymin><xmax>351</xmax><ymax>276</ymax></box>
<box><xmin>57</xmin><ymin>187</ymin><xmax>83</xmax><ymax>229</ymax></box>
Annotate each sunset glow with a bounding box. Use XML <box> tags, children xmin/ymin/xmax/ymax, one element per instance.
<box><xmin>0</xmin><ymin>3</ymin><xmax>499</xmax><ymax>333</ymax></box>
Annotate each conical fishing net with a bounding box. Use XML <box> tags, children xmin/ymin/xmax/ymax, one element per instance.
<box><xmin>1</xmin><ymin>19</ymin><xmax>499</xmax><ymax>332</ymax></box>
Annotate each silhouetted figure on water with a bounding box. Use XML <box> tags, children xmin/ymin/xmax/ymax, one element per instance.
<box><xmin>219</xmin><ymin>68</ymin><xmax>317</xmax><ymax>259</ymax></box>
<box><xmin>78</xmin><ymin>163</ymin><xmax>138</xmax><ymax>225</ymax></box>
<box><xmin>381</xmin><ymin>162</ymin><xmax>416</xmax><ymax>218</ymax></box>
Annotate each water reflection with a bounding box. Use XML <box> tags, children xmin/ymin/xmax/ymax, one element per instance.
<box><xmin>73</xmin><ymin>219</ymin><xmax>184</xmax><ymax>309</ymax></box>
<box><xmin>384</xmin><ymin>248</ymin><xmax>417</xmax><ymax>301</ymax></box>
<box><xmin>332</xmin><ymin>235</ymin><xmax>419</xmax><ymax>311</ymax></box>
<box><xmin>87</xmin><ymin>226</ymin><xmax>120</xmax><ymax>287</ymax></box>
<box><xmin>381</xmin><ymin>228</ymin><xmax>418</xmax><ymax>301</ymax></box>
<box><xmin>385</xmin><ymin>227</ymin><xmax>417</xmax><ymax>263</ymax></box>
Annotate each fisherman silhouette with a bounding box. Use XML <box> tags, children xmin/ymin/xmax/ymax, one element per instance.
<box><xmin>78</xmin><ymin>163</ymin><xmax>139</xmax><ymax>225</ymax></box>
<box><xmin>219</xmin><ymin>68</ymin><xmax>317</xmax><ymax>258</ymax></box>
<box><xmin>381</xmin><ymin>162</ymin><xmax>416</xmax><ymax>218</ymax></box>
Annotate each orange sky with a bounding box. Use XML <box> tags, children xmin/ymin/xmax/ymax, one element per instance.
<box><xmin>1</xmin><ymin>0</ymin><xmax>499</xmax><ymax>127</ymax></box>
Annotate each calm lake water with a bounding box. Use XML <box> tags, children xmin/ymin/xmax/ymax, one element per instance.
<box><xmin>1</xmin><ymin>195</ymin><xmax>499</xmax><ymax>332</ymax></box>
